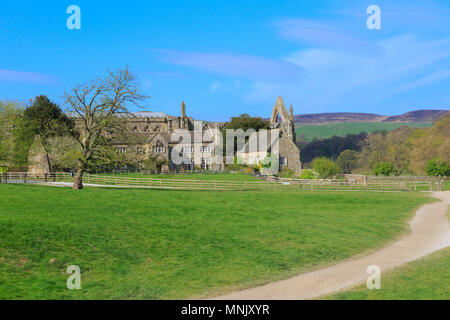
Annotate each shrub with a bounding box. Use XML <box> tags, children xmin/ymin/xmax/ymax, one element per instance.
<box><xmin>278</xmin><ymin>167</ymin><xmax>296</xmax><ymax>178</ymax></box>
<box><xmin>426</xmin><ymin>159</ymin><xmax>450</xmax><ymax>177</ymax></box>
<box><xmin>299</xmin><ymin>169</ymin><xmax>315</xmax><ymax>179</ymax></box>
<box><xmin>373</xmin><ymin>162</ymin><xmax>394</xmax><ymax>176</ymax></box>
<box><xmin>243</xmin><ymin>167</ymin><xmax>255</xmax><ymax>174</ymax></box>
<box><xmin>312</xmin><ymin>157</ymin><xmax>339</xmax><ymax>179</ymax></box>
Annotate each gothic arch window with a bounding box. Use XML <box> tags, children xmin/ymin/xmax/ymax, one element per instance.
<box><xmin>270</xmin><ymin>96</ymin><xmax>295</xmax><ymax>142</ymax></box>
<box><xmin>270</xmin><ymin>97</ymin><xmax>290</xmax><ymax>125</ymax></box>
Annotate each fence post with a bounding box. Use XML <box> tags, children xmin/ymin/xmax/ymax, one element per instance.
<box><xmin>24</xmin><ymin>173</ymin><xmax>27</xmax><ymax>184</ymax></box>
<box><xmin>44</xmin><ymin>173</ymin><xmax>48</xmax><ymax>183</ymax></box>
<box><xmin>429</xmin><ymin>182</ymin><xmax>432</xmax><ymax>191</ymax></box>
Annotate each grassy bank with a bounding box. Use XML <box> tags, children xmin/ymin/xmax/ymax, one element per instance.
<box><xmin>326</xmin><ymin>247</ymin><xmax>450</xmax><ymax>300</ymax></box>
<box><xmin>0</xmin><ymin>184</ymin><xmax>432</xmax><ymax>299</ymax></box>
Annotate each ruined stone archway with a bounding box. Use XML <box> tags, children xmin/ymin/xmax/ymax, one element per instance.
<box><xmin>270</xmin><ymin>96</ymin><xmax>291</xmax><ymax>125</ymax></box>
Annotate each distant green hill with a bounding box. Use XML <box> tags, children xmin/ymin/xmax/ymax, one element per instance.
<box><xmin>295</xmin><ymin>122</ymin><xmax>432</xmax><ymax>142</ymax></box>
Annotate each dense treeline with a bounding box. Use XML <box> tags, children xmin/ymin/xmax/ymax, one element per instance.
<box><xmin>298</xmin><ymin>132</ymin><xmax>367</xmax><ymax>163</ymax></box>
<box><xmin>300</xmin><ymin>112</ymin><xmax>450</xmax><ymax>176</ymax></box>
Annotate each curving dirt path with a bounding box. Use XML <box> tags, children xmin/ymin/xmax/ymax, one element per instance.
<box><xmin>211</xmin><ymin>192</ymin><xmax>450</xmax><ymax>300</ymax></box>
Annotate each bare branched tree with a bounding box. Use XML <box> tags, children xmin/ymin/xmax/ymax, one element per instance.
<box><xmin>65</xmin><ymin>67</ymin><xmax>149</xmax><ymax>189</ymax></box>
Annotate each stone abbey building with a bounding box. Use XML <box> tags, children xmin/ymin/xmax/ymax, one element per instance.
<box><xmin>28</xmin><ymin>97</ymin><xmax>302</xmax><ymax>174</ymax></box>
<box><xmin>121</xmin><ymin>97</ymin><xmax>302</xmax><ymax>174</ymax></box>
<box><xmin>116</xmin><ymin>102</ymin><xmax>223</xmax><ymax>172</ymax></box>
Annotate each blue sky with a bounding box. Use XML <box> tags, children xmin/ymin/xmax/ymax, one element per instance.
<box><xmin>1</xmin><ymin>0</ymin><xmax>449</xmax><ymax>121</ymax></box>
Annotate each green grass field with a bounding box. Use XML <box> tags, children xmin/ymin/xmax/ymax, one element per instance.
<box><xmin>0</xmin><ymin>184</ymin><xmax>432</xmax><ymax>299</ymax></box>
<box><xmin>326</xmin><ymin>247</ymin><xmax>450</xmax><ymax>300</ymax></box>
<box><xmin>295</xmin><ymin>122</ymin><xmax>432</xmax><ymax>141</ymax></box>
<box><xmin>92</xmin><ymin>172</ymin><xmax>260</xmax><ymax>181</ymax></box>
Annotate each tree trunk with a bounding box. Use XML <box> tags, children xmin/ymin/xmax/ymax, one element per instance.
<box><xmin>73</xmin><ymin>163</ymin><xmax>85</xmax><ymax>190</ymax></box>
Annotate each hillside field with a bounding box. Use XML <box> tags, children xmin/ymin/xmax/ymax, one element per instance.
<box><xmin>0</xmin><ymin>184</ymin><xmax>432</xmax><ymax>299</ymax></box>
<box><xmin>326</xmin><ymin>246</ymin><xmax>450</xmax><ymax>300</ymax></box>
<box><xmin>295</xmin><ymin>122</ymin><xmax>432</xmax><ymax>141</ymax></box>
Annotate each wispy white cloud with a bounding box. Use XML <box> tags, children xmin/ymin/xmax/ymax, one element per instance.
<box><xmin>152</xmin><ymin>49</ymin><xmax>303</xmax><ymax>81</ymax></box>
<box><xmin>144</xmin><ymin>70</ymin><xmax>189</xmax><ymax>79</ymax></box>
<box><xmin>209</xmin><ymin>81</ymin><xmax>222</xmax><ymax>94</ymax></box>
<box><xmin>242</xmin><ymin>19</ymin><xmax>450</xmax><ymax>111</ymax></box>
<box><xmin>0</xmin><ymin>69</ymin><xmax>58</xmax><ymax>85</ymax></box>
<box><xmin>150</xmin><ymin>1</ymin><xmax>450</xmax><ymax>113</ymax></box>
<box><xmin>207</xmin><ymin>79</ymin><xmax>242</xmax><ymax>95</ymax></box>
<box><xmin>393</xmin><ymin>69</ymin><xmax>450</xmax><ymax>94</ymax></box>
<box><xmin>273</xmin><ymin>18</ymin><xmax>380</xmax><ymax>56</ymax></box>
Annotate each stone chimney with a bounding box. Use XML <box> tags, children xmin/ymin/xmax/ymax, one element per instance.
<box><xmin>289</xmin><ymin>104</ymin><xmax>294</xmax><ymax>121</ymax></box>
<box><xmin>181</xmin><ymin>101</ymin><xmax>186</xmax><ymax>118</ymax></box>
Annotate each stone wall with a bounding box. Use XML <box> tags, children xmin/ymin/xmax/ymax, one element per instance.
<box><xmin>27</xmin><ymin>135</ymin><xmax>50</xmax><ymax>175</ymax></box>
<box><xmin>279</xmin><ymin>135</ymin><xmax>302</xmax><ymax>174</ymax></box>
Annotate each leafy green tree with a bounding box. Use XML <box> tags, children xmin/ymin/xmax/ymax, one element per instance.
<box><xmin>312</xmin><ymin>157</ymin><xmax>339</xmax><ymax>178</ymax></box>
<box><xmin>373</xmin><ymin>162</ymin><xmax>394</xmax><ymax>176</ymax></box>
<box><xmin>24</xmin><ymin>96</ymin><xmax>75</xmax><ymax>142</ymax></box>
<box><xmin>18</xmin><ymin>96</ymin><xmax>75</xmax><ymax>169</ymax></box>
<box><xmin>337</xmin><ymin>150</ymin><xmax>359</xmax><ymax>173</ymax></box>
<box><xmin>0</xmin><ymin>101</ymin><xmax>25</xmax><ymax>168</ymax></box>
<box><xmin>360</xmin><ymin>132</ymin><xmax>388</xmax><ymax>169</ymax></box>
<box><xmin>222</xmin><ymin>114</ymin><xmax>270</xmax><ymax>131</ymax></box>
<box><xmin>221</xmin><ymin>114</ymin><xmax>270</xmax><ymax>157</ymax></box>
<box><xmin>408</xmin><ymin>113</ymin><xmax>450</xmax><ymax>174</ymax></box>
<box><xmin>385</xmin><ymin>126</ymin><xmax>414</xmax><ymax>176</ymax></box>
<box><xmin>46</xmin><ymin>136</ymin><xmax>81</xmax><ymax>171</ymax></box>
<box><xmin>426</xmin><ymin>159</ymin><xmax>450</xmax><ymax>177</ymax></box>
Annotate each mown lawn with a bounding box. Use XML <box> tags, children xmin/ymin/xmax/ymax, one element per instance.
<box><xmin>0</xmin><ymin>184</ymin><xmax>432</xmax><ymax>299</ymax></box>
<box><xmin>326</xmin><ymin>247</ymin><xmax>450</xmax><ymax>300</ymax></box>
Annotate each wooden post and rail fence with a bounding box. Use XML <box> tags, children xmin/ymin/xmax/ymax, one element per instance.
<box><xmin>0</xmin><ymin>172</ymin><xmax>446</xmax><ymax>192</ymax></box>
